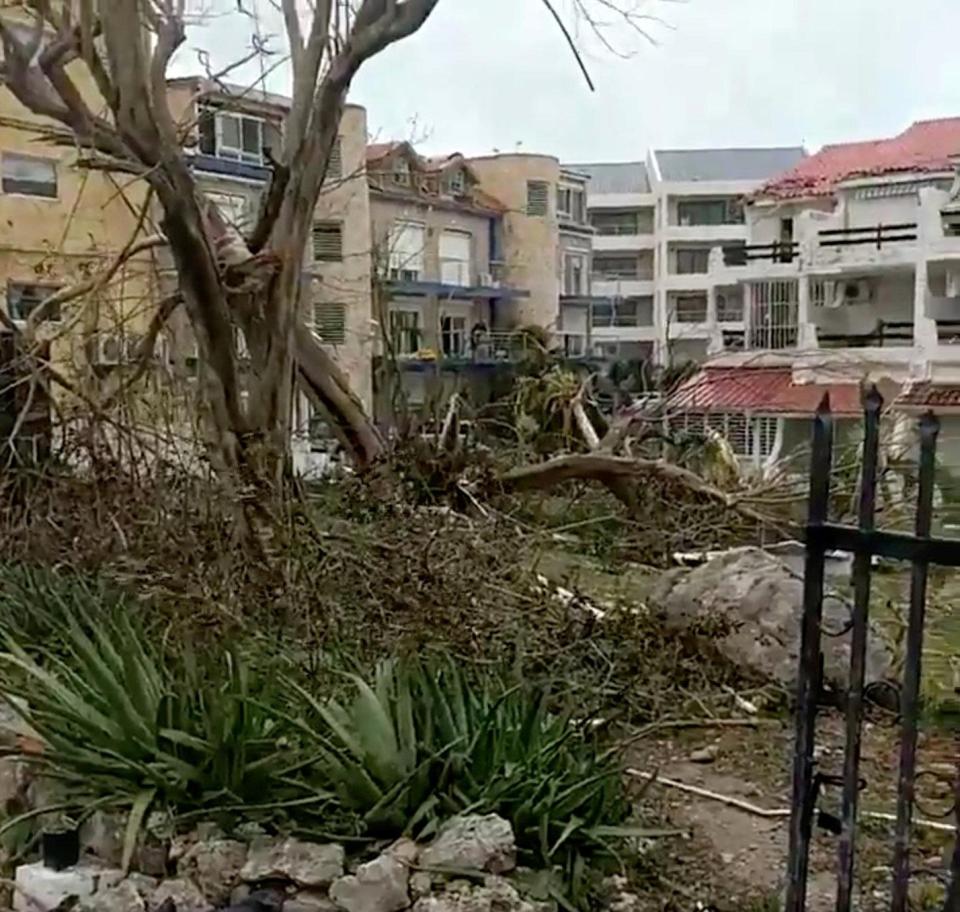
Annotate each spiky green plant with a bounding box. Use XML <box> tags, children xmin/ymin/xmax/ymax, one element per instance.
<box><xmin>0</xmin><ymin>610</ymin><xmax>322</xmax><ymax>837</ymax></box>
<box><xmin>292</xmin><ymin>657</ymin><xmax>647</xmax><ymax>889</ymax></box>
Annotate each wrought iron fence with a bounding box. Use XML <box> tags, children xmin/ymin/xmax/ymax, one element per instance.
<box><xmin>785</xmin><ymin>388</ymin><xmax>960</xmax><ymax>912</ymax></box>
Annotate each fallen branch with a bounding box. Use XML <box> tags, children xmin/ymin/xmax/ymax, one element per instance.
<box><xmin>498</xmin><ymin>453</ymin><xmax>784</xmax><ymax>530</ymax></box>
<box><xmin>627</xmin><ymin>769</ymin><xmax>959</xmax><ymax>833</ymax></box>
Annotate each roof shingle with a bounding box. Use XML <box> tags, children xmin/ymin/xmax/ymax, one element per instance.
<box><xmin>666</xmin><ymin>367</ymin><xmax>863</xmax><ymax>417</ymax></box>
<box><xmin>757</xmin><ymin>118</ymin><xmax>960</xmax><ymax>200</ymax></box>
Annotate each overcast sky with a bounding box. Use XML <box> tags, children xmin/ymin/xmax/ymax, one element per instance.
<box><xmin>181</xmin><ymin>0</ymin><xmax>960</xmax><ymax>162</ymax></box>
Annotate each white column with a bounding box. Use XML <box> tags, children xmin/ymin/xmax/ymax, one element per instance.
<box><xmin>913</xmin><ymin>260</ymin><xmax>936</xmax><ymax>357</ymax></box>
<box><xmin>706</xmin><ymin>284</ymin><xmax>721</xmax><ymax>355</ymax></box>
<box><xmin>742</xmin><ymin>282</ymin><xmax>753</xmax><ymax>350</ymax></box>
<box><xmin>797</xmin><ymin>274</ymin><xmax>817</xmax><ymax>349</ymax></box>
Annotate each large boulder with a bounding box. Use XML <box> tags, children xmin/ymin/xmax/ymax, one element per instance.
<box><xmin>419</xmin><ymin>816</ymin><xmax>515</xmax><ymax>875</ymax></box>
<box><xmin>650</xmin><ymin>547</ymin><xmax>894</xmax><ymax>691</ymax></box>
<box><xmin>241</xmin><ymin>838</ymin><xmax>344</xmax><ymax>888</ymax></box>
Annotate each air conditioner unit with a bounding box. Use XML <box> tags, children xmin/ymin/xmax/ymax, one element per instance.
<box><xmin>841</xmin><ymin>279</ymin><xmax>873</xmax><ymax>305</ymax></box>
<box><xmin>91</xmin><ymin>333</ymin><xmax>123</xmax><ymax>366</ymax></box>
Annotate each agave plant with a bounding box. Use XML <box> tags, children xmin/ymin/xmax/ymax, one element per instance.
<box><xmin>0</xmin><ymin>609</ymin><xmax>317</xmax><ymax>840</ymax></box>
<box><xmin>291</xmin><ymin>656</ymin><xmax>640</xmax><ymax>876</ymax></box>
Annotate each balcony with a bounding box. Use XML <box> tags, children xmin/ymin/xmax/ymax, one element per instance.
<box><xmin>591</xmin><ymin>274</ymin><xmax>655</xmax><ymax>297</ymax></box>
<box><xmin>723</xmin><ymin>242</ymin><xmax>799</xmax><ymax>267</ymax></box>
<box><xmin>664</xmin><ymin>222</ymin><xmax>747</xmax><ymax>243</ymax></box>
<box><xmin>817</xmin><ymin>320</ymin><xmax>914</xmax><ymax>348</ymax></box>
<box><xmin>593</xmin><ymin>233</ymin><xmax>656</xmax><ymax>252</ymax></box>
<box><xmin>810</xmin><ymin>222</ymin><xmax>918</xmax><ymax>270</ymax></box>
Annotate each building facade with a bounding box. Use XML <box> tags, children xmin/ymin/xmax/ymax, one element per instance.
<box><xmin>665</xmin><ymin>117</ymin><xmax>960</xmax><ymax>481</ymax></box>
<box><xmin>568</xmin><ymin>146</ymin><xmax>807</xmax><ymax>367</ymax></box>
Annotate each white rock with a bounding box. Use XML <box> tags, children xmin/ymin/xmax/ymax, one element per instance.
<box><xmin>329</xmin><ymin>852</ymin><xmax>409</xmax><ymax>912</ymax></box>
<box><xmin>178</xmin><ymin>839</ymin><xmax>248</xmax><ymax>904</ymax></box>
<box><xmin>419</xmin><ymin>816</ymin><xmax>515</xmax><ymax>875</ymax></box>
<box><xmin>150</xmin><ymin>878</ymin><xmax>213</xmax><ymax>912</ymax></box>
<box><xmin>79</xmin><ymin>880</ymin><xmax>145</xmax><ymax>912</ymax></box>
<box><xmin>241</xmin><ymin>839</ymin><xmax>344</xmax><ymax>888</ymax></box>
<box><xmin>14</xmin><ymin>862</ymin><xmax>97</xmax><ymax>912</ymax></box>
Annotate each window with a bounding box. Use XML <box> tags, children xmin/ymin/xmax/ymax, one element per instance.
<box><xmin>1</xmin><ymin>153</ymin><xmax>57</xmax><ymax>198</ymax></box>
<box><xmin>7</xmin><ymin>282</ymin><xmax>60</xmax><ymax>323</ymax></box>
<box><xmin>388</xmin><ymin>221</ymin><xmax>425</xmax><ymax>280</ymax></box>
<box><xmin>390</xmin><ymin>309</ymin><xmax>420</xmax><ymax>355</ymax></box>
<box><xmin>717</xmin><ymin>290</ymin><xmax>744</xmax><ymax>322</ymax></box>
<box><xmin>675</xmin><ymin>247</ymin><xmax>711</xmax><ymax>274</ymax></box>
<box><xmin>590</xmin><ymin>209</ymin><xmax>654</xmax><ymax>236</ymax></box>
<box><xmin>677</xmin><ymin>198</ymin><xmax>744</xmax><ymax>226</ymax></box>
<box><xmin>674</xmin><ymin>294</ymin><xmax>708</xmax><ymax>323</ymax></box>
<box><xmin>441</xmin><ymin>315</ymin><xmax>467</xmax><ymax>357</ymax></box>
<box><xmin>557</xmin><ymin>186</ymin><xmax>585</xmax><ymax>223</ymax></box>
<box><xmin>197</xmin><ymin>106</ymin><xmax>275</xmax><ymax>164</ymax></box>
<box><xmin>757</xmin><ymin>417</ymin><xmax>778</xmax><ymax>457</ymax></box>
<box><xmin>591</xmin><ymin>297</ymin><xmax>651</xmax><ymax>328</ymax></box>
<box><xmin>393</xmin><ymin>157</ymin><xmax>411</xmax><ymax>186</ymax></box>
<box><xmin>563</xmin><ymin>253</ymin><xmax>587</xmax><ymax>295</ymax></box>
<box><xmin>593</xmin><ymin>255</ymin><xmax>638</xmax><ymax>280</ymax></box>
<box><xmin>439</xmin><ymin>230</ymin><xmax>471</xmax><ymax>286</ymax></box>
<box><xmin>526</xmin><ymin>180</ymin><xmax>549</xmax><ymax>217</ymax></box>
<box><xmin>312</xmin><ymin>301</ymin><xmax>346</xmax><ymax>345</ymax></box>
<box><xmin>327</xmin><ymin>138</ymin><xmax>342</xmax><ymax>180</ymax></box>
<box><xmin>446</xmin><ymin>170</ymin><xmax>465</xmax><ymax>195</ymax></box>
<box><xmin>313</xmin><ymin>221</ymin><xmax>344</xmax><ymax>262</ymax></box>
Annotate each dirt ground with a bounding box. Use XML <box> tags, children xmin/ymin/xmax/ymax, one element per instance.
<box><xmin>627</xmin><ymin>712</ymin><xmax>956</xmax><ymax>911</ymax></box>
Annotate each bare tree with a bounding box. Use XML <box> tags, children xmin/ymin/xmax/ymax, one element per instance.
<box><xmin>0</xmin><ymin>0</ymin><xmax>664</xmax><ymax>510</ymax></box>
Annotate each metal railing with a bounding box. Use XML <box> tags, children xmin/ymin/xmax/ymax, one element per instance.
<box><xmin>723</xmin><ymin>242</ymin><xmax>800</xmax><ymax>266</ymax></box>
<box><xmin>818</xmin><ymin>222</ymin><xmax>918</xmax><ymax>249</ymax></box>
<box><xmin>817</xmin><ymin>320</ymin><xmax>914</xmax><ymax>348</ymax></box>
<box><xmin>785</xmin><ymin>390</ymin><xmax>960</xmax><ymax>912</ymax></box>
<box><xmin>592</xmin><ymin>223</ymin><xmax>655</xmax><ymax>237</ymax></box>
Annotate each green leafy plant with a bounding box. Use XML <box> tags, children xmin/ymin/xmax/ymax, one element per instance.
<box><xmin>292</xmin><ymin>656</ymin><xmax>645</xmax><ymax>892</ymax></box>
<box><xmin>0</xmin><ymin>610</ymin><xmax>322</xmax><ymax>837</ymax></box>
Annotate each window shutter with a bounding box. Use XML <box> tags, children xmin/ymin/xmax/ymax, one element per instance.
<box><xmin>313</xmin><ymin>222</ymin><xmax>343</xmax><ymax>261</ymax></box>
<box><xmin>313</xmin><ymin>302</ymin><xmax>346</xmax><ymax>345</ymax></box>
<box><xmin>526</xmin><ymin>180</ymin><xmax>549</xmax><ymax>216</ymax></box>
<box><xmin>327</xmin><ymin>138</ymin><xmax>343</xmax><ymax>180</ymax></box>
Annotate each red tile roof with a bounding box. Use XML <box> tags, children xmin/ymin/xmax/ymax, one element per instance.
<box><xmin>897</xmin><ymin>383</ymin><xmax>960</xmax><ymax>409</ymax></box>
<box><xmin>666</xmin><ymin>367</ymin><xmax>864</xmax><ymax>416</ymax></box>
<box><xmin>757</xmin><ymin>118</ymin><xmax>960</xmax><ymax>200</ymax></box>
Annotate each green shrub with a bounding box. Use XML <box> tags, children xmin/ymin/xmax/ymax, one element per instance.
<box><xmin>292</xmin><ymin>657</ymin><xmax>637</xmax><ymax>876</ymax></box>
<box><xmin>0</xmin><ymin>610</ymin><xmax>323</xmax><ymax>831</ymax></box>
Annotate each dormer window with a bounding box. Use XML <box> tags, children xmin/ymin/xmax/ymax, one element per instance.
<box><xmin>393</xmin><ymin>158</ymin><xmax>411</xmax><ymax>186</ymax></box>
<box><xmin>447</xmin><ymin>170</ymin><xmax>465</xmax><ymax>196</ymax></box>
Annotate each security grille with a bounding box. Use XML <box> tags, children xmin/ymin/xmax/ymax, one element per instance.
<box><xmin>313</xmin><ymin>302</ymin><xmax>346</xmax><ymax>345</ymax></box>
<box><xmin>313</xmin><ymin>222</ymin><xmax>343</xmax><ymax>262</ymax></box>
<box><xmin>526</xmin><ymin>180</ymin><xmax>549</xmax><ymax>217</ymax></box>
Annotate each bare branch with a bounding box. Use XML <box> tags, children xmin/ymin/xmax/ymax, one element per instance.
<box><xmin>539</xmin><ymin>0</ymin><xmax>595</xmax><ymax>91</ymax></box>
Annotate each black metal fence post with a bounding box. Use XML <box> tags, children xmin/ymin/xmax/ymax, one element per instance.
<box><xmin>891</xmin><ymin>411</ymin><xmax>940</xmax><ymax>912</ymax></box>
<box><xmin>785</xmin><ymin>394</ymin><xmax>834</xmax><ymax>912</ymax></box>
<box><xmin>835</xmin><ymin>386</ymin><xmax>883</xmax><ymax>912</ymax></box>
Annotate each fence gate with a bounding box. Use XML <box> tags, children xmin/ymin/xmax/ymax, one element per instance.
<box><xmin>785</xmin><ymin>388</ymin><xmax>960</xmax><ymax>912</ymax></box>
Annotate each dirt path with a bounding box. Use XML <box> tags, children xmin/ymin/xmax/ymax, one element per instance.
<box><xmin>628</xmin><ymin>714</ymin><xmax>955</xmax><ymax>911</ymax></box>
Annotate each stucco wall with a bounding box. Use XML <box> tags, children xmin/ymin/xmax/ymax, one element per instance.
<box><xmin>468</xmin><ymin>154</ymin><xmax>560</xmax><ymax>330</ymax></box>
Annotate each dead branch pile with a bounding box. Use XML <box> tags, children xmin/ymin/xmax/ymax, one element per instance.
<box><xmin>0</xmin><ymin>465</ymin><xmax>766</xmax><ymax>723</ymax></box>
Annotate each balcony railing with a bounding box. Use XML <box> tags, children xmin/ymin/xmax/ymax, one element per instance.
<box><xmin>937</xmin><ymin>320</ymin><xmax>960</xmax><ymax>344</ymax></box>
<box><xmin>723</xmin><ymin>242</ymin><xmax>799</xmax><ymax>266</ymax></box>
<box><xmin>818</xmin><ymin>222</ymin><xmax>918</xmax><ymax>249</ymax></box>
<box><xmin>817</xmin><ymin>320</ymin><xmax>914</xmax><ymax>348</ymax></box>
<box><xmin>592</xmin><ymin>224</ymin><xmax>654</xmax><ymax>237</ymax></box>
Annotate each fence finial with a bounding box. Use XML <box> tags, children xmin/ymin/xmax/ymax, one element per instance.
<box><xmin>863</xmin><ymin>383</ymin><xmax>883</xmax><ymax>413</ymax></box>
<box><xmin>918</xmin><ymin>409</ymin><xmax>940</xmax><ymax>441</ymax></box>
<box><xmin>816</xmin><ymin>392</ymin><xmax>831</xmax><ymax>415</ymax></box>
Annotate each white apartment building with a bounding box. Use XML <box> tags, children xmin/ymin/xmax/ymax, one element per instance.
<box><xmin>665</xmin><ymin>117</ymin><xmax>960</xmax><ymax>478</ymax></box>
<box><xmin>567</xmin><ymin>146</ymin><xmax>806</xmax><ymax>366</ymax></box>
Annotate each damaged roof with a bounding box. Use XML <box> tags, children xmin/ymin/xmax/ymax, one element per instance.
<box><xmin>757</xmin><ymin>118</ymin><xmax>960</xmax><ymax>201</ymax></box>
